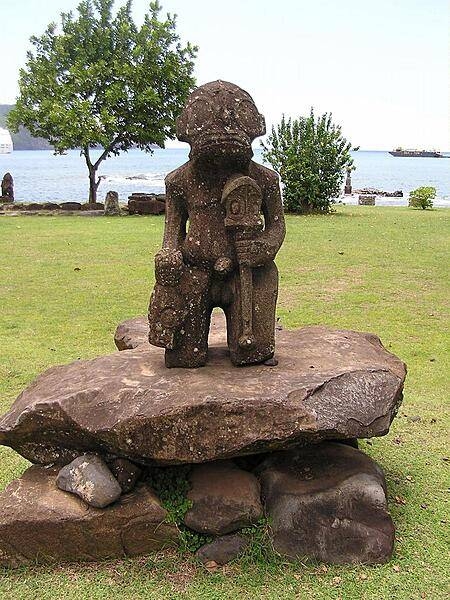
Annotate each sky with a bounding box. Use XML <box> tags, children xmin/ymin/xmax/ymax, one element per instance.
<box><xmin>0</xmin><ymin>0</ymin><xmax>448</xmax><ymax>150</ymax></box>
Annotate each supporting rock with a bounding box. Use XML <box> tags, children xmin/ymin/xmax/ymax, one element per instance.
<box><xmin>259</xmin><ymin>442</ymin><xmax>395</xmax><ymax>564</ymax></box>
<box><xmin>183</xmin><ymin>461</ymin><xmax>263</xmax><ymax>535</ymax></box>
<box><xmin>0</xmin><ymin>466</ymin><xmax>178</xmax><ymax>568</ymax></box>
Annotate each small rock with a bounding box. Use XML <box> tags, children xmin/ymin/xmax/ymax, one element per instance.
<box><xmin>408</xmin><ymin>415</ymin><xmax>421</xmax><ymax>423</ymax></box>
<box><xmin>128</xmin><ymin>193</ymin><xmax>165</xmax><ymax>215</ymax></box>
<box><xmin>203</xmin><ymin>560</ymin><xmax>219</xmax><ymax>572</ymax></box>
<box><xmin>196</xmin><ymin>534</ymin><xmax>249</xmax><ymax>565</ymax></box>
<box><xmin>41</xmin><ymin>202</ymin><xmax>60</xmax><ymax>210</ymax></box>
<box><xmin>263</xmin><ymin>357</ymin><xmax>278</xmax><ymax>366</ymax></box>
<box><xmin>183</xmin><ymin>461</ymin><xmax>263</xmax><ymax>535</ymax></box>
<box><xmin>108</xmin><ymin>457</ymin><xmax>142</xmax><ymax>493</ymax></box>
<box><xmin>56</xmin><ymin>453</ymin><xmax>122</xmax><ymax>508</ymax></box>
<box><xmin>358</xmin><ymin>195</ymin><xmax>376</xmax><ymax>206</ymax></box>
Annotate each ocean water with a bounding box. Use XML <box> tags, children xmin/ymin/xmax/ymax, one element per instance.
<box><xmin>0</xmin><ymin>148</ymin><xmax>449</xmax><ymax>206</ymax></box>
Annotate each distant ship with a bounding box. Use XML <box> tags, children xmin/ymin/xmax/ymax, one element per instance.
<box><xmin>389</xmin><ymin>148</ymin><xmax>443</xmax><ymax>158</ymax></box>
<box><xmin>0</xmin><ymin>128</ymin><xmax>13</xmax><ymax>154</ymax></box>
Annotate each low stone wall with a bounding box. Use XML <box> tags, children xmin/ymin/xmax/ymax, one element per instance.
<box><xmin>0</xmin><ymin>201</ymin><xmax>104</xmax><ymax>212</ymax></box>
<box><xmin>355</xmin><ymin>188</ymin><xmax>403</xmax><ymax>197</ymax></box>
<box><xmin>128</xmin><ymin>193</ymin><xmax>166</xmax><ymax>215</ymax></box>
<box><xmin>358</xmin><ymin>195</ymin><xmax>376</xmax><ymax>206</ymax></box>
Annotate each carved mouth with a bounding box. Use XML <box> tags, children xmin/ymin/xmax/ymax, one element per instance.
<box><xmin>194</xmin><ymin>132</ymin><xmax>251</xmax><ymax>152</ymax></box>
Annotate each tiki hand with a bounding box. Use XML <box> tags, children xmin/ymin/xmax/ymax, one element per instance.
<box><xmin>235</xmin><ymin>238</ymin><xmax>274</xmax><ymax>267</ymax></box>
<box><xmin>154</xmin><ymin>249</ymin><xmax>184</xmax><ymax>286</ymax></box>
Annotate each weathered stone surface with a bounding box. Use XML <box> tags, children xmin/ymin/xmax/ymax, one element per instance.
<box><xmin>56</xmin><ymin>453</ymin><xmax>122</xmax><ymax>508</ymax></box>
<box><xmin>0</xmin><ymin>324</ymin><xmax>405</xmax><ymax>466</ymax></box>
<box><xmin>0</xmin><ymin>466</ymin><xmax>178</xmax><ymax>568</ymax></box>
<box><xmin>344</xmin><ymin>169</ymin><xmax>352</xmax><ymax>195</ymax></box>
<box><xmin>108</xmin><ymin>457</ymin><xmax>142</xmax><ymax>493</ymax></box>
<box><xmin>259</xmin><ymin>443</ymin><xmax>395</xmax><ymax>564</ymax></box>
<box><xmin>114</xmin><ymin>316</ymin><xmax>149</xmax><ymax>350</ymax></box>
<box><xmin>41</xmin><ymin>202</ymin><xmax>60</xmax><ymax>210</ymax></box>
<box><xmin>184</xmin><ymin>461</ymin><xmax>263</xmax><ymax>535</ymax></box>
<box><xmin>355</xmin><ymin>188</ymin><xmax>403</xmax><ymax>198</ymax></box>
<box><xmin>196</xmin><ymin>534</ymin><xmax>249</xmax><ymax>564</ymax></box>
<box><xmin>25</xmin><ymin>202</ymin><xmax>45</xmax><ymax>211</ymax></box>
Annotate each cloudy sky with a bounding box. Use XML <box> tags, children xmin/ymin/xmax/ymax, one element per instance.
<box><xmin>1</xmin><ymin>0</ymin><xmax>448</xmax><ymax>150</ymax></box>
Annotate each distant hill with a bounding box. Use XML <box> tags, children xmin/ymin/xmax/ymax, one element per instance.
<box><xmin>0</xmin><ymin>105</ymin><xmax>53</xmax><ymax>150</ymax></box>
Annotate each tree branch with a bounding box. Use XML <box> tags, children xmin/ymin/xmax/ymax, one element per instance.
<box><xmin>94</xmin><ymin>137</ymin><xmax>121</xmax><ymax>170</ymax></box>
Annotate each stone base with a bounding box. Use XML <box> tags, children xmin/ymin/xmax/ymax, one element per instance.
<box><xmin>0</xmin><ymin>443</ymin><xmax>395</xmax><ymax>567</ymax></box>
<box><xmin>0</xmin><ymin>466</ymin><xmax>178</xmax><ymax>568</ymax></box>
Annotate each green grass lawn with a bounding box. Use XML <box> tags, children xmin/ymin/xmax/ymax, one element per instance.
<box><xmin>0</xmin><ymin>206</ymin><xmax>448</xmax><ymax>599</ymax></box>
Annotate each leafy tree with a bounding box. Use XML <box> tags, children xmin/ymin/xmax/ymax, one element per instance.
<box><xmin>408</xmin><ymin>186</ymin><xmax>436</xmax><ymax>210</ymax></box>
<box><xmin>8</xmin><ymin>0</ymin><xmax>197</xmax><ymax>203</ymax></box>
<box><xmin>262</xmin><ymin>110</ymin><xmax>353</xmax><ymax>213</ymax></box>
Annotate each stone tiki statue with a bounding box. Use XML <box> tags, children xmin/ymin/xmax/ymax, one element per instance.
<box><xmin>148</xmin><ymin>80</ymin><xmax>285</xmax><ymax>368</ymax></box>
<box><xmin>1</xmin><ymin>173</ymin><xmax>14</xmax><ymax>201</ymax></box>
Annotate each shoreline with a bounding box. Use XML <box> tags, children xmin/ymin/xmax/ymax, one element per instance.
<box><xmin>1</xmin><ymin>203</ymin><xmax>449</xmax><ymax>218</ymax></box>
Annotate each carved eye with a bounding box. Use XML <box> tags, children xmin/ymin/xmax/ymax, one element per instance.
<box><xmin>230</xmin><ymin>199</ymin><xmax>243</xmax><ymax>215</ymax></box>
<box><xmin>186</xmin><ymin>98</ymin><xmax>214</xmax><ymax>134</ymax></box>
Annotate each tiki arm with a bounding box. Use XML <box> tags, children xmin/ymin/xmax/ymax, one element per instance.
<box><xmin>155</xmin><ymin>174</ymin><xmax>188</xmax><ymax>285</ymax></box>
<box><xmin>162</xmin><ymin>175</ymin><xmax>188</xmax><ymax>250</ymax></box>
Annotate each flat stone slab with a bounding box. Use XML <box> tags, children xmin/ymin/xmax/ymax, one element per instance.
<box><xmin>0</xmin><ymin>466</ymin><xmax>178</xmax><ymax>568</ymax></box>
<box><xmin>0</xmin><ymin>322</ymin><xmax>406</xmax><ymax>465</ymax></box>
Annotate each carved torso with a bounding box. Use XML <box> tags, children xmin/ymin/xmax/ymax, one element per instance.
<box><xmin>165</xmin><ymin>160</ymin><xmax>281</xmax><ymax>270</ymax></box>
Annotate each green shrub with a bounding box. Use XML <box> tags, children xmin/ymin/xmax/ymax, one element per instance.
<box><xmin>261</xmin><ymin>109</ymin><xmax>353</xmax><ymax>214</ymax></box>
<box><xmin>408</xmin><ymin>186</ymin><xmax>436</xmax><ymax>210</ymax></box>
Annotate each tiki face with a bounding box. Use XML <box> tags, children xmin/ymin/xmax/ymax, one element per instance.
<box><xmin>176</xmin><ymin>80</ymin><xmax>266</xmax><ymax>162</ymax></box>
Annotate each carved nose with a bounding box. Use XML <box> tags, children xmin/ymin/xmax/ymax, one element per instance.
<box><xmin>219</xmin><ymin>107</ymin><xmax>234</xmax><ymax>127</ymax></box>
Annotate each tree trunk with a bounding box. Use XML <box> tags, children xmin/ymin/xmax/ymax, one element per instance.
<box><xmin>83</xmin><ymin>143</ymin><xmax>117</xmax><ymax>204</ymax></box>
<box><xmin>83</xmin><ymin>147</ymin><xmax>103</xmax><ymax>204</ymax></box>
<box><xmin>88</xmin><ymin>165</ymin><xmax>100</xmax><ymax>204</ymax></box>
